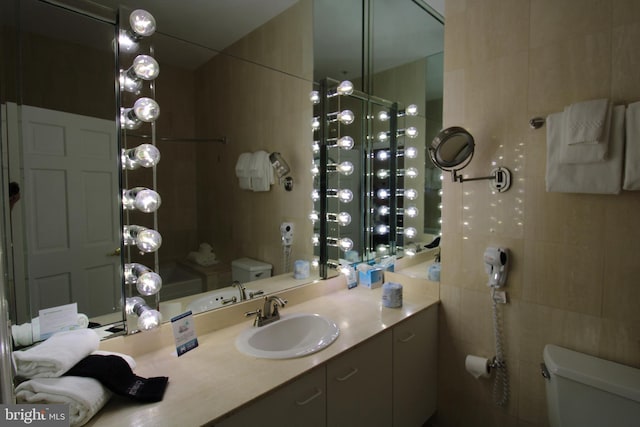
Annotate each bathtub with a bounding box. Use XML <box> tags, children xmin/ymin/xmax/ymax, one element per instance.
<box><xmin>159</xmin><ymin>263</ymin><xmax>204</xmax><ymax>301</ymax></box>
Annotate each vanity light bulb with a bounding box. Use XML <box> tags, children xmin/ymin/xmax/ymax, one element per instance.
<box><xmin>311</xmin><ymin>116</ymin><xmax>320</xmax><ymax>130</ymax></box>
<box><xmin>405</xmin><ymin>205</ymin><xmax>419</xmax><ymax>217</ymax></box>
<box><xmin>132</xmin><ymin>144</ymin><xmax>161</xmax><ymax>168</ymax></box>
<box><xmin>120</xmin><ymin>108</ymin><xmax>142</xmax><ymax>130</ymax></box>
<box><xmin>377</xmin><ymin>131</ymin><xmax>389</xmax><ymax>142</ymax></box>
<box><xmin>311</xmin><ymin>258</ymin><xmax>319</xmax><ymax>269</ymax></box>
<box><xmin>336</xmin><ymin>136</ymin><xmax>354</xmax><ymax>150</ymax></box>
<box><xmin>405</xmin><ymin>188</ymin><xmax>418</xmax><ymax>200</ymax></box>
<box><xmin>406</xmin><ymin>126</ymin><xmax>419</xmax><ymax>138</ymax></box>
<box><xmin>133</xmin><ymin>97</ymin><xmax>160</xmax><ymax>122</ymax></box>
<box><xmin>376</xmin><ymin>169</ymin><xmax>390</xmax><ymax>179</ymax></box>
<box><xmin>309</xmin><ymin>90</ymin><xmax>320</xmax><ymax>104</ymax></box>
<box><xmin>375</xmin><ymin>224</ymin><xmax>389</xmax><ymax>235</ymax></box>
<box><xmin>136</xmin><ymin>271</ymin><xmax>162</xmax><ymax>296</ymax></box>
<box><xmin>118</xmin><ymin>30</ymin><xmax>138</xmax><ymax>53</ymax></box>
<box><xmin>338</xmin><ymin>237</ymin><xmax>354</xmax><ymax>251</ymax></box>
<box><xmin>336</xmin><ymin>80</ymin><xmax>354</xmax><ymax>95</ymax></box>
<box><xmin>337</xmin><ymin>189</ymin><xmax>353</xmax><ymax>203</ymax></box>
<box><xmin>405</xmin><ymin>167</ymin><xmax>419</xmax><ymax>179</ymax></box>
<box><xmin>123</xmin><ymin>187</ymin><xmax>161</xmax><ymax>212</ymax></box>
<box><xmin>129</xmin><ymin>9</ymin><xmax>156</xmax><ymax>37</ymax></box>
<box><xmin>377</xmin><ymin>189</ymin><xmax>389</xmax><ymax>199</ymax></box>
<box><xmin>125</xmin><ymin>296</ymin><xmax>145</xmax><ymax>315</ymax></box>
<box><xmin>376</xmin><ymin>244</ymin><xmax>389</xmax><ymax>255</ymax></box>
<box><xmin>310</xmin><ymin>163</ymin><xmax>320</xmax><ymax>176</ymax></box>
<box><xmin>131</xmin><ymin>55</ymin><xmax>159</xmax><ymax>80</ymax></box>
<box><xmin>336</xmin><ymin>161</ymin><xmax>354</xmax><ymax>176</ymax></box>
<box><xmin>311</xmin><ymin>189</ymin><xmax>320</xmax><ymax>202</ymax></box>
<box><xmin>337</xmin><ymin>110</ymin><xmax>355</xmax><ymax>125</ymax></box>
<box><xmin>404</xmin><ymin>227</ymin><xmax>417</xmax><ymax>239</ymax></box>
<box><xmin>336</xmin><ymin>212</ymin><xmax>351</xmax><ymax>226</ymax></box>
<box><xmin>406</xmin><ymin>104</ymin><xmax>418</xmax><ymax>116</ymax></box>
<box><xmin>378</xmin><ymin>205</ymin><xmax>390</xmax><ymax>216</ymax></box>
<box><xmin>309</xmin><ymin>210</ymin><xmax>320</xmax><ymax>223</ymax></box>
<box><xmin>405</xmin><ymin>146</ymin><xmax>418</xmax><ymax>159</ymax></box>
<box><xmin>312</xmin><ymin>141</ymin><xmax>320</xmax><ymax>153</ymax></box>
<box><xmin>136</xmin><ymin>228</ymin><xmax>162</xmax><ymax>253</ymax></box>
<box><xmin>137</xmin><ymin>309</ymin><xmax>162</xmax><ymax>331</ymax></box>
<box><xmin>376</xmin><ymin>150</ymin><xmax>389</xmax><ymax>161</ymax></box>
<box><xmin>378</xmin><ymin>110</ymin><xmax>390</xmax><ymax>122</ymax></box>
<box><xmin>312</xmin><ymin>233</ymin><xmax>320</xmax><ymax>246</ymax></box>
<box><xmin>119</xmin><ymin>73</ymin><xmax>142</xmax><ymax>93</ymax></box>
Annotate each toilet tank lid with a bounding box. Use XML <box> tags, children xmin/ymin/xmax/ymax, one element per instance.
<box><xmin>232</xmin><ymin>258</ymin><xmax>272</xmax><ymax>271</ymax></box>
<box><xmin>543</xmin><ymin>344</ymin><xmax>640</xmax><ymax>403</ymax></box>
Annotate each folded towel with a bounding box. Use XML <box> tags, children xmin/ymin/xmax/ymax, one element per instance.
<box><xmin>13</xmin><ymin>329</ymin><xmax>100</xmax><ymax>379</ymax></box>
<box><xmin>91</xmin><ymin>351</ymin><xmax>136</xmax><ymax>370</ymax></box>
<box><xmin>250</xmin><ymin>150</ymin><xmax>273</xmax><ymax>192</ymax></box>
<box><xmin>565</xmin><ymin>98</ymin><xmax>609</xmax><ymax>144</ymax></box>
<box><xmin>559</xmin><ymin>100</ymin><xmax>611</xmax><ymax>163</ymax></box>
<box><xmin>546</xmin><ymin>105</ymin><xmax>625</xmax><ymax>194</ymax></box>
<box><xmin>235</xmin><ymin>152</ymin><xmax>253</xmax><ymax>190</ymax></box>
<box><xmin>16</xmin><ymin>376</ymin><xmax>111</xmax><ymax>427</ymax></box>
<box><xmin>12</xmin><ymin>314</ymin><xmax>90</xmax><ymax>348</ymax></box>
<box><xmin>624</xmin><ymin>101</ymin><xmax>640</xmax><ymax>190</ymax></box>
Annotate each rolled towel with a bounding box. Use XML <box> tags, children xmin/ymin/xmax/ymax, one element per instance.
<box><xmin>12</xmin><ymin>313</ymin><xmax>92</xmax><ymax>348</ymax></box>
<box><xmin>13</xmin><ymin>329</ymin><xmax>100</xmax><ymax>379</ymax></box>
<box><xmin>16</xmin><ymin>376</ymin><xmax>111</xmax><ymax>427</ymax></box>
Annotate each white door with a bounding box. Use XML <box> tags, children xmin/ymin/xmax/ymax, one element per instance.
<box><xmin>21</xmin><ymin>106</ymin><xmax>120</xmax><ymax>318</ymax></box>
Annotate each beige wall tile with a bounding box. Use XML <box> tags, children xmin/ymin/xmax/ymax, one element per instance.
<box><xmin>611</xmin><ymin>22</ymin><xmax>640</xmax><ymax>102</ymax></box>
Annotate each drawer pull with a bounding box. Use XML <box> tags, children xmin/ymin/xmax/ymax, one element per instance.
<box><xmin>399</xmin><ymin>332</ymin><xmax>416</xmax><ymax>343</ymax></box>
<box><xmin>295</xmin><ymin>388</ymin><xmax>322</xmax><ymax>406</ymax></box>
<box><xmin>336</xmin><ymin>368</ymin><xmax>359</xmax><ymax>382</ymax></box>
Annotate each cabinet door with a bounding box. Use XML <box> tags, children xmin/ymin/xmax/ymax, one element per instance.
<box><xmin>393</xmin><ymin>305</ymin><xmax>438</xmax><ymax>427</ymax></box>
<box><xmin>216</xmin><ymin>366</ymin><xmax>326</xmax><ymax>427</ymax></box>
<box><xmin>327</xmin><ymin>329</ymin><xmax>393</xmax><ymax>427</ymax></box>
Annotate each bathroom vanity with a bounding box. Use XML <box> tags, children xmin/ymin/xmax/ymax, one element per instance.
<box><xmin>88</xmin><ymin>255</ymin><xmax>439</xmax><ymax>426</ymax></box>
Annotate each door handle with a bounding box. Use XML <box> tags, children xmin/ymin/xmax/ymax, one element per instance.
<box><xmin>295</xmin><ymin>388</ymin><xmax>323</xmax><ymax>406</ymax></box>
<box><xmin>336</xmin><ymin>367</ymin><xmax>359</xmax><ymax>382</ymax></box>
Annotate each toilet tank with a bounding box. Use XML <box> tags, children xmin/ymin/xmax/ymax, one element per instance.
<box><xmin>542</xmin><ymin>344</ymin><xmax>640</xmax><ymax>427</ymax></box>
<box><xmin>232</xmin><ymin>258</ymin><xmax>272</xmax><ymax>283</ymax></box>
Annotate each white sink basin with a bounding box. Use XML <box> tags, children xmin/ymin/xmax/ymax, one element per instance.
<box><xmin>235</xmin><ymin>313</ymin><xmax>340</xmax><ymax>359</ymax></box>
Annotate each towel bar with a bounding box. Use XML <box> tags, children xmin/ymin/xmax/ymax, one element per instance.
<box><xmin>529</xmin><ymin>117</ymin><xmax>545</xmax><ymax>129</ymax></box>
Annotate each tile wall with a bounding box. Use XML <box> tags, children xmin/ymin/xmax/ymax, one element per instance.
<box><xmin>438</xmin><ymin>1</ymin><xmax>640</xmax><ymax>425</ymax></box>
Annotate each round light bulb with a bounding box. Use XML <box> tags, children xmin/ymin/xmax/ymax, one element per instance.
<box><xmin>404</xmin><ymin>227</ymin><xmax>417</xmax><ymax>239</ymax></box>
<box><xmin>378</xmin><ymin>110</ymin><xmax>390</xmax><ymax>122</ymax></box>
<box><xmin>309</xmin><ymin>90</ymin><xmax>320</xmax><ymax>104</ymax></box>
<box><xmin>406</xmin><ymin>126</ymin><xmax>419</xmax><ymax>138</ymax></box>
<box><xmin>405</xmin><ymin>167</ymin><xmax>419</xmax><ymax>179</ymax></box>
<box><xmin>376</xmin><ymin>224</ymin><xmax>389</xmax><ymax>235</ymax></box>
<box><xmin>376</xmin><ymin>169</ymin><xmax>390</xmax><ymax>179</ymax></box>
<box><xmin>136</xmin><ymin>271</ymin><xmax>162</xmax><ymax>296</ymax></box>
<box><xmin>377</xmin><ymin>131</ymin><xmax>389</xmax><ymax>142</ymax></box>
<box><xmin>312</xmin><ymin>234</ymin><xmax>320</xmax><ymax>246</ymax></box>
<box><xmin>137</xmin><ymin>309</ymin><xmax>162</xmax><ymax>331</ymax></box>
<box><xmin>337</xmin><ymin>212</ymin><xmax>351</xmax><ymax>226</ymax></box>
<box><xmin>136</xmin><ymin>228</ymin><xmax>162</xmax><ymax>253</ymax></box>
<box><xmin>311</xmin><ymin>258</ymin><xmax>319</xmax><ymax>269</ymax></box>
<box><xmin>311</xmin><ymin>189</ymin><xmax>320</xmax><ymax>202</ymax></box>
<box><xmin>377</xmin><ymin>189</ymin><xmax>389</xmax><ymax>199</ymax></box>
<box><xmin>406</xmin><ymin>205</ymin><xmax>419</xmax><ymax>217</ymax></box>
<box><xmin>312</xmin><ymin>141</ymin><xmax>320</xmax><ymax>153</ymax></box>
<box><xmin>125</xmin><ymin>296</ymin><xmax>145</xmax><ymax>315</ymax></box>
<box><xmin>133</xmin><ymin>97</ymin><xmax>160</xmax><ymax>122</ymax></box>
<box><xmin>309</xmin><ymin>210</ymin><xmax>319</xmax><ymax>223</ymax></box>
<box><xmin>337</xmin><ymin>80</ymin><xmax>354</xmax><ymax>95</ymax></box>
<box><xmin>336</xmin><ymin>161</ymin><xmax>354</xmax><ymax>176</ymax></box>
<box><xmin>133</xmin><ymin>144</ymin><xmax>161</xmax><ymax>168</ymax></box>
<box><xmin>310</xmin><ymin>163</ymin><xmax>320</xmax><ymax>176</ymax></box>
<box><xmin>376</xmin><ymin>244</ymin><xmax>389</xmax><ymax>255</ymax></box>
<box><xmin>337</xmin><ymin>136</ymin><xmax>354</xmax><ymax>150</ymax></box>
<box><xmin>378</xmin><ymin>205</ymin><xmax>390</xmax><ymax>216</ymax></box>
<box><xmin>376</xmin><ymin>150</ymin><xmax>389</xmax><ymax>161</ymax></box>
<box><xmin>132</xmin><ymin>55</ymin><xmax>159</xmax><ymax>80</ymax></box>
<box><xmin>311</xmin><ymin>116</ymin><xmax>320</xmax><ymax>130</ymax></box>
<box><xmin>123</xmin><ymin>187</ymin><xmax>161</xmax><ymax>212</ymax></box>
<box><xmin>337</xmin><ymin>189</ymin><xmax>353</xmax><ymax>203</ymax></box>
<box><xmin>338</xmin><ymin>237</ymin><xmax>354</xmax><ymax>251</ymax></box>
<box><xmin>129</xmin><ymin>9</ymin><xmax>156</xmax><ymax>37</ymax></box>
<box><xmin>406</xmin><ymin>104</ymin><xmax>418</xmax><ymax>116</ymax></box>
<box><xmin>405</xmin><ymin>188</ymin><xmax>418</xmax><ymax>200</ymax></box>
<box><xmin>405</xmin><ymin>146</ymin><xmax>418</xmax><ymax>159</ymax></box>
<box><xmin>337</xmin><ymin>110</ymin><xmax>354</xmax><ymax>125</ymax></box>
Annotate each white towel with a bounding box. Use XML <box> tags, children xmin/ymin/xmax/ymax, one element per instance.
<box><xmin>11</xmin><ymin>314</ymin><xmax>90</xmax><ymax>347</ymax></box>
<box><xmin>16</xmin><ymin>376</ymin><xmax>111</xmax><ymax>427</ymax></box>
<box><xmin>249</xmin><ymin>150</ymin><xmax>274</xmax><ymax>192</ymax></box>
<box><xmin>546</xmin><ymin>105</ymin><xmax>625</xmax><ymax>194</ymax></box>
<box><xmin>559</xmin><ymin>99</ymin><xmax>611</xmax><ymax>163</ymax></box>
<box><xmin>13</xmin><ymin>329</ymin><xmax>100</xmax><ymax>378</ymax></box>
<box><xmin>624</xmin><ymin>101</ymin><xmax>640</xmax><ymax>190</ymax></box>
<box><xmin>235</xmin><ymin>152</ymin><xmax>253</xmax><ymax>190</ymax></box>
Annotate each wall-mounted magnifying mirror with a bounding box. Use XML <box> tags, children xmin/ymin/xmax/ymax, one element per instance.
<box><xmin>429</xmin><ymin>126</ymin><xmax>511</xmax><ymax>192</ymax></box>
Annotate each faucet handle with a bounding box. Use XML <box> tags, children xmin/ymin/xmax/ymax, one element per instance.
<box><xmin>248</xmin><ymin>290</ymin><xmax>264</xmax><ymax>298</ymax></box>
<box><xmin>244</xmin><ymin>309</ymin><xmax>261</xmax><ymax>317</ymax></box>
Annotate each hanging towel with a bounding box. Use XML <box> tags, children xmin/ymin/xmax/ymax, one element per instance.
<box><xmin>624</xmin><ymin>101</ymin><xmax>640</xmax><ymax>190</ymax></box>
<box><xmin>235</xmin><ymin>152</ymin><xmax>253</xmax><ymax>190</ymax></box>
<box><xmin>16</xmin><ymin>376</ymin><xmax>111</xmax><ymax>427</ymax></box>
<box><xmin>249</xmin><ymin>150</ymin><xmax>273</xmax><ymax>192</ymax></box>
<box><xmin>13</xmin><ymin>329</ymin><xmax>100</xmax><ymax>379</ymax></box>
<box><xmin>558</xmin><ymin>99</ymin><xmax>611</xmax><ymax>164</ymax></box>
<box><xmin>546</xmin><ymin>105</ymin><xmax>625</xmax><ymax>194</ymax></box>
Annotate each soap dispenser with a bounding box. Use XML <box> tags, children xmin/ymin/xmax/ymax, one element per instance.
<box><xmin>428</xmin><ymin>251</ymin><xmax>441</xmax><ymax>282</ymax></box>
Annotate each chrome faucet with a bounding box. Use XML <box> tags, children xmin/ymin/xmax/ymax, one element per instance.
<box><xmin>233</xmin><ymin>280</ymin><xmax>247</xmax><ymax>301</ymax></box>
<box><xmin>244</xmin><ymin>295</ymin><xmax>287</xmax><ymax>327</ymax></box>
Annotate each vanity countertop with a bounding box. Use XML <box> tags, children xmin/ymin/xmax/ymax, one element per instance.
<box><xmin>87</xmin><ymin>264</ymin><xmax>439</xmax><ymax>426</ymax></box>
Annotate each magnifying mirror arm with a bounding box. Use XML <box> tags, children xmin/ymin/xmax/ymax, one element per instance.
<box><xmin>451</xmin><ymin>167</ymin><xmax>512</xmax><ymax>192</ymax></box>
<box><xmin>452</xmin><ymin>170</ymin><xmax>496</xmax><ymax>183</ymax></box>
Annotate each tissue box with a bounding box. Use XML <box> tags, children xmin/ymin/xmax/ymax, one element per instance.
<box><xmin>358</xmin><ymin>268</ymin><xmax>383</xmax><ymax>289</ymax></box>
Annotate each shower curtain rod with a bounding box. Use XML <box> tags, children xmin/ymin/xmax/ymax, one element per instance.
<box><xmin>128</xmin><ymin>134</ymin><xmax>229</xmax><ymax>144</ymax></box>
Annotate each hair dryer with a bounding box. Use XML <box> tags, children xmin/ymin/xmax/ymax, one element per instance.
<box><xmin>483</xmin><ymin>247</ymin><xmax>509</xmax><ymax>288</ymax></box>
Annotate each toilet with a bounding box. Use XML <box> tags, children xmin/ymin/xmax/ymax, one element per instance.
<box><xmin>231</xmin><ymin>258</ymin><xmax>272</xmax><ymax>283</ymax></box>
<box><xmin>542</xmin><ymin>344</ymin><xmax>640</xmax><ymax>427</ymax></box>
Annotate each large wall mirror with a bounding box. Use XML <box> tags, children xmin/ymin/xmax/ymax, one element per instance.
<box><xmin>0</xmin><ymin>0</ymin><xmax>443</xmax><ymax>344</ymax></box>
